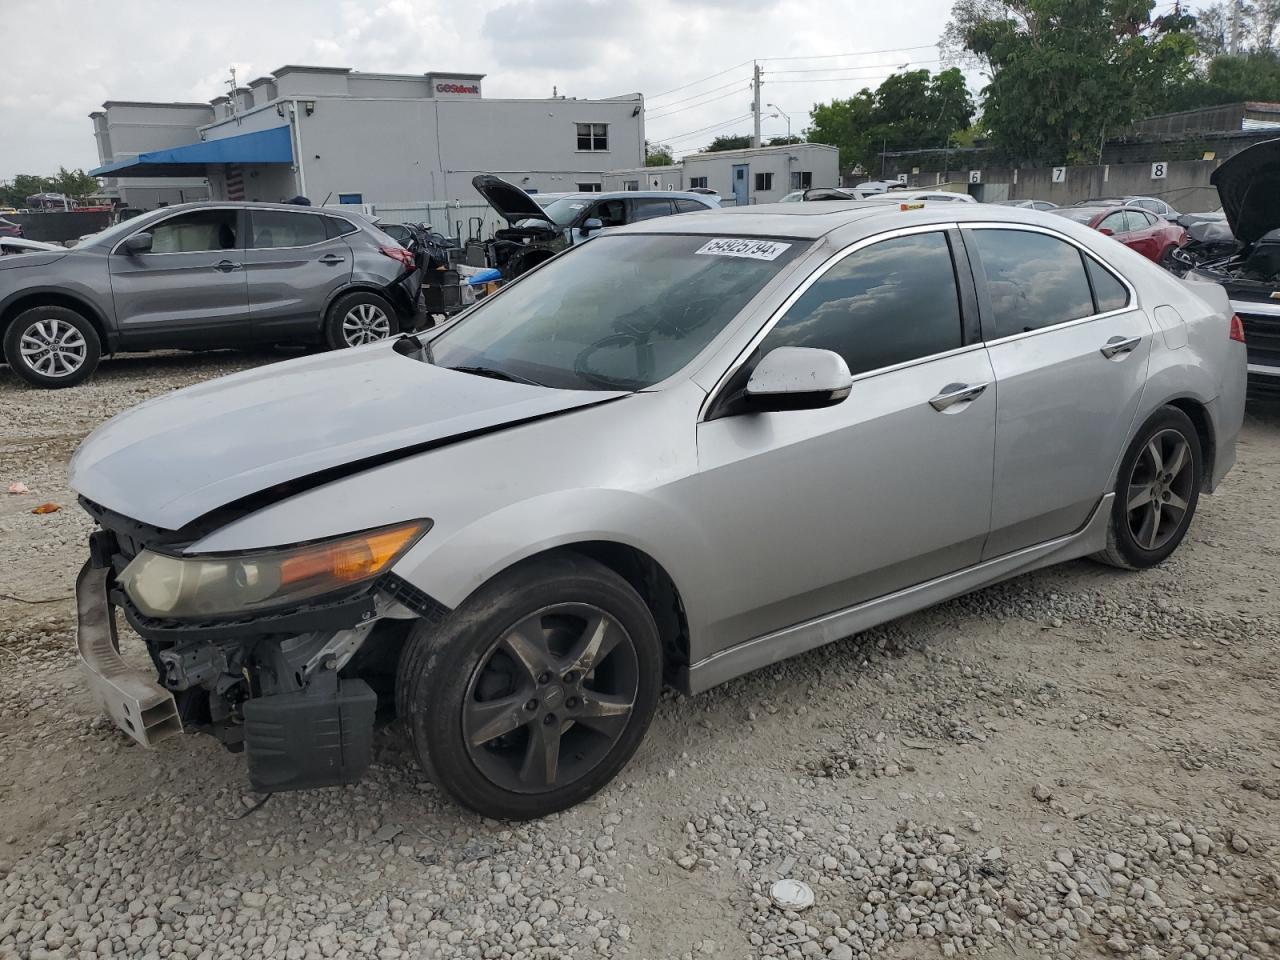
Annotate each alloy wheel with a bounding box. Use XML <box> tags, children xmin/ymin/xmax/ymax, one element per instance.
<box><xmin>1125</xmin><ymin>428</ymin><xmax>1195</xmax><ymax>551</ymax></box>
<box><xmin>462</xmin><ymin>603</ymin><xmax>639</xmax><ymax>794</ymax></box>
<box><xmin>341</xmin><ymin>303</ymin><xmax>391</xmax><ymax>346</ymax></box>
<box><xmin>18</xmin><ymin>318</ymin><xmax>88</xmax><ymax>378</ymax></box>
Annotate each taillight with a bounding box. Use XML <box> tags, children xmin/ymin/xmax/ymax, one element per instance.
<box><xmin>1230</xmin><ymin>313</ymin><xmax>1246</xmax><ymax>343</ymax></box>
<box><xmin>380</xmin><ymin>245</ymin><xmax>414</xmax><ymax>268</ymax></box>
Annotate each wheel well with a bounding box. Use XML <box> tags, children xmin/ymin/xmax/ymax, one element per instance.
<box><xmin>1</xmin><ymin>293</ymin><xmax>109</xmax><ymax>353</ymax></box>
<box><xmin>555</xmin><ymin>541</ymin><xmax>691</xmax><ymax>689</ymax></box>
<box><xmin>327</xmin><ymin>284</ymin><xmax>401</xmax><ymax>318</ymax></box>
<box><xmin>1167</xmin><ymin>397</ymin><xmax>1215</xmax><ymax>483</ymax></box>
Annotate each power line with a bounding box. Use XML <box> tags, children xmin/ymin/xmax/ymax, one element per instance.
<box><xmin>646</xmin><ymin>76</ymin><xmax>750</xmax><ymax>111</ymax></box>
<box><xmin>766</xmin><ymin>58</ymin><xmax>943</xmax><ymax>75</ymax></box>
<box><xmin>651</xmin><ymin>113</ymin><xmax>754</xmax><ymax>146</ymax></box>
<box><xmin>758</xmin><ymin>44</ymin><xmax>939</xmax><ymax>62</ymax></box>
<box><xmin>769</xmin><ymin>74</ymin><xmax>919</xmax><ymax>84</ymax></box>
<box><xmin>647</xmin><ymin>61</ymin><xmax>752</xmax><ymax>102</ymax></box>
<box><xmin>648</xmin><ymin>87</ymin><xmax>750</xmax><ymax>121</ymax></box>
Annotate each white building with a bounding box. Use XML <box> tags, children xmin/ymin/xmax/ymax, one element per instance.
<box><xmin>90</xmin><ymin>66</ymin><xmax>647</xmax><ymax>209</ymax></box>
<box><xmin>602</xmin><ymin>143</ymin><xmax>840</xmax><ymax>204</ymax></box>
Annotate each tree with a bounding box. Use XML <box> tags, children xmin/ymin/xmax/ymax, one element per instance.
<box><xmin>807</xmin><ymin>68</ymin><xmax>976</xmax><ymax>174</ymax></box>
<box><xmin>944</xmin><ymin>0</ymin><xmax>1198</xmax><ymax>162</ymax></box>
<box><xmin>703</xmin><ymin>133</ymin><xmax>754</xmax><ymax>152</ymax></box>
<box><xmin>767</xmin><ymin>135</ymin><xmax>805</xmax><ymax>146</ymax></box>
<box><xmin>644</xmin><ymin>141</ymin><xmax>673</xmax><ymax>167</ymax></box>
<box><xmin>0</xmin><ymin>168</ymin><xmax>101</xmax><ymax>208</ymax></box>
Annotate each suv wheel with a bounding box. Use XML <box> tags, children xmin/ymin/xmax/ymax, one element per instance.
<box><xmin>3</xmin><ymin>305</ymin><xmax>102</xmax><ymax>388</ymax></box>
<box><xmin>397</xmin><ymin>554</ymin><xmax>663</xmax><ymax>820</ymax></box>
<box><xmin>324</xmin><ymin>291</ymin><xmax>398</xmax><ymax>349</ymax></box>
<box><xmin>1095</xmin><ymin>406</ymin><xmax>1202</xmax><ymax>570</ymax></box>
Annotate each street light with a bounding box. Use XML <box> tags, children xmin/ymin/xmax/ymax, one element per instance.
<box><xmin>766</xmin><ymin>103</ymin><xmax>791</xmax><ymax>140</ymax></box>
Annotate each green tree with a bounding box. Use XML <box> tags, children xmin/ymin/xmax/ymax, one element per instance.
<box><xmin>702</xmin><ymin>133</ymin><xmax>754</xmax><ymax>152</ymax></box>
<box><xmin>767</xmin><ymin>135</ymin><xmax>805</xmax><ymax>145</ymax></box>
<box><xmin>945</xmin><ymin>0</ymin><xmax>1197</xmax><ymax>162</ymax></box>
<box><xmin>807</xmin><ymin>68</ymin><xmax>976</xmax><ymax>174</ymax></box>
<box><xmin>645</xmin><ymin>142</ymin><xmax>674</xmax><ymax>167</ymax></box>
<box><xmin>0</xmin><ymin>168</ymin><xmax>101</xmax><ymax>208</ymax></box>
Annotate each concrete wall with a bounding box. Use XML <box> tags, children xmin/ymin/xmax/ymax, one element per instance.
<box><xmin>601</xmin><ymin>165</ymin><xmax>685</xmax><ymax>191</ymax></box>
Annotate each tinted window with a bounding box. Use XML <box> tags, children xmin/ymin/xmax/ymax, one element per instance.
<box><xmin>756</xmin><ymin>232</ymin><xmax>962</xmax><ymax>377</ymax></box>
<box><xmin>326</xmin><ymin>216</ymin><xmax>359</xmax><ymax>236</ymax></box>
<box><xmin>674</xmin><ymin>199</ymin><xmax>707</xmax><ymax>213</ymax></box>
<box><xmin>629</xmin><ymin>198</ymin><xmax>674</xmax><ymax>222</ymax></box>
<box><xmin>250</xmin><ymin>210</ymin><xmax>327</xmax><ymax>248</ymax></box>
<box><xmin>971</xmin><ymin>229</ymin><xmax>1094</xmax><ymax>338</ymax></box>
<box><xmin>1086</xmin><ymin>257</ymin><xmax>1129</xmax><ymax>313</ymax></box>
<box><xmin>592</xmin><ymin>200</ymin><xmax>625</xmax><ymax>227</ymax></box>
<box><xmin>148</xmin><ymin>210</ymin><xmax>238</xmax><ymax>253</ymax></box>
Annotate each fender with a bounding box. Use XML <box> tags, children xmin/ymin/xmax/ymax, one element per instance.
<box><xmin>0</xmin><ymin>283</ymin><xmax>116</xmax><ymax>349</ymax></box>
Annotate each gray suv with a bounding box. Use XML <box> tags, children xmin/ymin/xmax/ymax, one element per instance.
<box><xmin>0</xmin><ymin>201</ymin><xmax>423</xmax><ymax>388</ymax></box>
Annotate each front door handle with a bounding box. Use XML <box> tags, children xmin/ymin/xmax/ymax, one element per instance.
<box><xmin>1101</xmin><ymin>335</ymin><xmax>1142</xmax><ymax>359</ymax></box>
<box><xmin>929</xmin><ymin>382</ymin><xmax>989</xmax><ymax>412</ymax></box>
<box><xmin>318</xmin><ymin>254</ymin><xmax>346</xmax><ymax>265</ymax></box>
<box><xmin>213</xmin><ymin>260</ymin><xmax>242</xmax><ymax>273</ymax></box>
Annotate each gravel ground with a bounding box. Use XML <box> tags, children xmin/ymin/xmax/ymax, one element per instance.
<box><xmin>1</xmin><ymin>352</ymin><xmax>1278</xmax><ymax>960</ymax></box>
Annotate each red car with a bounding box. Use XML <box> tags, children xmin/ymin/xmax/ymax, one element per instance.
<box><xmin>1051</xmin><ymin>205</ymin><xmax>1186</xmax><ymax>266</ymax></box>
<box><xmin>0</xmin><ymin>217</ymin><xmax>23</xmax><ymax>239</ymax></box>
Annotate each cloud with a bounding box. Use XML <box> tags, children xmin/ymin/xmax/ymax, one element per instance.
<box><xmin>481</xmin><ymin>0</ymin><xmax>645</xmax><ymax>70</ymax></box>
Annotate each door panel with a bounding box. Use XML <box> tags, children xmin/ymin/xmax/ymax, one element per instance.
<box><xmin>732</xmin><ymin>164</ymin><xmax>749</xmax><ymax>205</ymax></box>
<box><xmin>109</xmin><ymin>209</ymin><xmax>248</xmax><ymax>348</ymax></box>
<box><xmin>695</xmin><ymin>350</ymin><xmax>997</xmax><ymax>655</ymax></box>
<box><xmin>243</xmin><ymin>210</ymin><xmax>354</xmax><ymax>336</ymax></box>
<box><xmin>967</xmin><ymin>225</ymin><xmax>1155</xmax><ymax>558</ymax></box>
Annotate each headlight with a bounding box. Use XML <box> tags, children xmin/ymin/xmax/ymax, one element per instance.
<box><xmin>118</xmin><ymin>520</ymin><xmax>430</xmax><ymax>620</ymax></box>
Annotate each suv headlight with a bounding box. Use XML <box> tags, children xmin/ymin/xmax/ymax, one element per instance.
<box><xmin>118</xmin><ymin>520</ymin><xmax>430</xmax><ymax>620</ymax></box>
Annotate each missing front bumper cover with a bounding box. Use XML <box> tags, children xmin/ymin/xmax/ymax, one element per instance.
<box><xmin>75</xmin><ymin>561</ymin><xmax>182</xmax><ymax>747</ymax></box>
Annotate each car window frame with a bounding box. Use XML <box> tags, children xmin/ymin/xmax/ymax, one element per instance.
<box><xmin>1099</xmin><ymin>211</ymin><xmax>1129</xmax><ymax>235</ymax></box>
<box><xmin>110</xmin><ymin>206</ymin><xmax>245</xmax><ymax>257</ymax></box>
<box><xmin>701</xmin><ymin>223</ymin><xmax>984</xmax><ymax>422</ymax></box>
<box><xmin>626</xmin><ymin>197</ymin><xmax>676</xmax><ymax>222</ymax></box>
<box><xmin>959</xmin><ymin>222</ymin><xmax>1138</xmax><ymax>348</ymax></box>
<box><xmin>246</xmin><ymin>208</ymin><xmax>335</xmax><ymax>251</ymax></box>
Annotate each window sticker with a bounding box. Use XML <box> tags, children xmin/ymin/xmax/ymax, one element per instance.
<box><xmin>694</xmin><ymin>238</ymin><xmax>791</xmax><ymax>261</ymax></box>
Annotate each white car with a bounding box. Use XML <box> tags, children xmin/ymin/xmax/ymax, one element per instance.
<box><xmin>861</xmin><ymin>189</ymin><xmax>977</xmax><ymax>204</ymax></box>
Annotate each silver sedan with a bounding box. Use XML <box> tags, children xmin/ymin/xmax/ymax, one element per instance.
<box><xmin>69</xmin><ymin>201</ymin><xmax>1246</xmax><ymax>819</ymax></box>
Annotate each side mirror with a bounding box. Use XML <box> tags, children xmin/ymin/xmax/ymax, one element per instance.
<box><xmin>580</xmin><ymin>217</ymin><xmax>604</xmax><ymax>234</ymax></box>
<box><xmin>122</xmin><ymin>232</ymin><xmax>153</xmax><ymax>255</ymax></box>
<box><xmin>1097</xmin><ymin>227</ymin><xmax>1114</xmax><ymax>237</ymax></box>
<box><xmin>744</xmin><ymin>346</ymin><xmax>853</xmax><ymax>412</ymax></box>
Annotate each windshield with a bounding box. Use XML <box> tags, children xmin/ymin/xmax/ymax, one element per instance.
<box><xmin>539</xmin><ymin>197</ymin><xmax>593</xmax><ymax>226</ymax></box>
<box><xmin>427</xmin><ymin>234</ymin><xmax>803</xmax><ymax>390</ymax></box>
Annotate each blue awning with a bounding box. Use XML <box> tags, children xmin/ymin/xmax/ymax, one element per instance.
<box><xmin>90</xmin><ymin>125</ymin><xmax>293</xmax><ymax>178</ymax></box>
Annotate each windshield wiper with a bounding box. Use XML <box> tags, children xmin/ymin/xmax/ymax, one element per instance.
<box><xmin>447</xmin><ymin>364</ymin><xmax>544</xmax><ymax>387</ymax></box>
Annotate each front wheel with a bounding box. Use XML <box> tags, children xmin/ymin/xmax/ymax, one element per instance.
<box><xmin>323</xmin><ymin>290</ymin><xmax>399</xmax><ymax>350</ymax></box>
<box><xmin>3</xmin><ymin>305</ymin><xmax>102</xmax><ymax>388</ymax></box>
<box><xmin>1095</xmin><ymin>406</ymin><xmax>1202</xmax><ymax>569</ymax></box>
<box><xmin>397</xmin><ymin>554</ymin><xmax>663</xmax><ymax>819</ymax></box>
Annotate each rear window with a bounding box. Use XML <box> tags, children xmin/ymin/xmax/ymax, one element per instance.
<box><xmin>970</xmin><ymin>229</ymin><xmax>1095</xmax><ymax>339</ymax></box>
<box><xmin>326</xmin><ymin>216</ymin><xmax>359</xmax><ymax>237</ymax></box>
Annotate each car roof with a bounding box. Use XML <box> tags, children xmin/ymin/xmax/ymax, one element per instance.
<box><xmin>131</xmin><ymin>200</ymin><xmax>376</xmax><ymax>218</ymax></box>
<box><xmin>553</xmin><ymin>190</ymin><xmax>713</xmax><ymax>203</ymax></box>
<box><xmin>620</xmin><ymin>199</ymin><xmax>1081</xmax><ymax>241</ymax></box>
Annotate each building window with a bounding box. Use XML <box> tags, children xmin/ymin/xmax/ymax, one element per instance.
<box><xmin>689</xmin><ymin>176</ymin><xmax>708</xmax><ymax>189</ymax></box>
<box><xmin>754</xmin><ymin>172</ymin><xmax>773</xmax><ymax>191</ymax></box>
<box><xmin>576</xmin><ymin>123</ymin><xmax>609</xmax><ymax>151</ymax></box>
<box><xmin>790</xmin><ymin>171</ymin><xmax>813</xmax><ymax>190</ymax></box>
<box><xmin>338</xmin><ymin>193</ymin><xmax>363</xmax><ymax>204</ymax></box>
<box><xmin>575</xmin><ymin>182</ymin><xmax>603</xmax><ymax>192</ymax></box>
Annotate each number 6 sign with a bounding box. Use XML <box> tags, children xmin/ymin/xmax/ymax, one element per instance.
<box><xmin>969</xmin><ymin>170</ymin><xmax>982</xmax><ymax>184</ymax></box>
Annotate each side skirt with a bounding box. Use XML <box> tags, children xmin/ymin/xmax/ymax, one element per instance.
<box><xmin>682</xmin><ymin>493</ymin><xmax>1114</xmax><ymax>695</ymax></box>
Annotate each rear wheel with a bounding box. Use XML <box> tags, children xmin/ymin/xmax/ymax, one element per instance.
<box><xmin>1095</xmin><ymin>406</ymin><xmax>1202</xmax><ymax>569</ymax></box>
<box><xmin>323</xmin><ymin>291</ymin><xmax>399</xmax><ymax>350</ymax></box>
<box><xmin>3</xmin><ymin>305</ymin><xmax>101</xmax><ymax>388</ymax></box>
<box><xmin>397</xmin><ymin>554</ymin><xmax>662</xmax><ymax>819</ymax></box>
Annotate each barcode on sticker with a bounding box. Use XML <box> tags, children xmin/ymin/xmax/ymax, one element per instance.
<box><xmin>694</xmin><ymin>238</ymin><xmax>791</xmax><ymax>261</ymax></box>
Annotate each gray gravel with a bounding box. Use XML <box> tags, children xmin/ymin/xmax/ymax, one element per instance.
<box><xmin>1</xmin><ymin>355</ymin><xmax>1279</xmax><ymax>959</ymax></box>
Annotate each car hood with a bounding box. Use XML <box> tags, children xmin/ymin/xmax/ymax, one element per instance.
<box><xmin>0</xmin><ymin>250</ymin><xmax>67</xmax><ymax>270</ymax></box>
<box><xmin>69</xmin><ymin>343</ymin><xmax>625</xmax><ymax>532</ymax></box>
<box><xmin>472</xmin><ymin>174</ymin><xmax>556</xmax><ymax>227</ymax></box>
<box><xmin>1211</xmin><ymin>138</ymin><xmax>1280</xmax><ymax>246</ymax></box>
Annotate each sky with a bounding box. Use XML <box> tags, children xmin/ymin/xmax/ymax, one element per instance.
<box><xmin>0</xmin><ymin>0</ymin><xmax>1207</xmax><ymax>181</ymax></box>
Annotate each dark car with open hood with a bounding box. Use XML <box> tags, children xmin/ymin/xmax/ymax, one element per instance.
<box><xmin>1185</xmin><ymin>138</ymin><xmax>1280</xmax><ymax>395</ymax></box>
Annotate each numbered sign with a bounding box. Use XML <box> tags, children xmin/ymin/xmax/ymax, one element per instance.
<box><xmin>1052</xmin><ymin>166</ymin><xmax>1066</xmax><ymax>183</ymax></box>
<box><xmin>1151</xmin><ymin>161</ymin><xmax>1167</xmax><ymax>180</ymax></box>
<box><xmin>896</xmin><ymin>173</ymin><xmax>908</xmax><ymax>184</ymax></box>
<box><xmin>969</xmin><ymin>170</ymin><xmax>982</xmax><ymax>184</ymax></box>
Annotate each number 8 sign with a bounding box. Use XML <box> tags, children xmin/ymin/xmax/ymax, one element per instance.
<box><xmin>1151</xmin><ymin>162</ymin><xmax>1167</xmax><ymax>180</ymax></box>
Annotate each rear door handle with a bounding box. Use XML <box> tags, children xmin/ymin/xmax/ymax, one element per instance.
<box><xmin>1100</xmin><ymin>335</ymin><xmax>1142</xmax><ymax>359</ymax></box>
<box><xmin>318</xmin><ymin>254</ymin><xmax>346</xmax><ymax>265</ymax></box>
<box><xmin>929</xmin><ymin>382</ymin><xmax>989</xmax><ymax>412</ymax></box>
<box><xmin>213</xmin><ymin>260</ymin><xmax>242</xmax><ymax>273</ymax></box>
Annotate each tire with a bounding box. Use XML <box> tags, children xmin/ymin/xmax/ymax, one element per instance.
<box><xmin>1094</xmin><ymin>406</ymin><xmax>1202</xmax><ymax>570</ymax></box>
<box><xmin>397</xmin><ymin>553</ymin><xmax>663</xmax><ymax>820</ymax></box>
<box><xmin>3</xmin><ymin>305</ymin><xmax>101</xmax><ymax>388</ymax></box>
<box><xmin>323</xmin><ymin>290</ymin><xmax>399</xmax><ymax>350</ymax></box>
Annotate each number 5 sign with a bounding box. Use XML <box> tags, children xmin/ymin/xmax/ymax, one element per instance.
<box><xmin>969</xmin><ymin>170</ymin><xmax>982</xmax><ymax>184</ymax></box>
<box><xmin>1151</xmin><ymin>161</ymin><xmax>1167</xmax><ymax>180</ymax></box>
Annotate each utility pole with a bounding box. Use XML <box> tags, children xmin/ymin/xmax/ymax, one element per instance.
<box><xmin>1228</xmin><ymin>0</ymin><xmax>1242</xmax><ymax>55</ymax></box>
<box><xmin>752</xmin><ymin>62</ymin><xmax>762</xmax><ymax>149</ymax></box>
